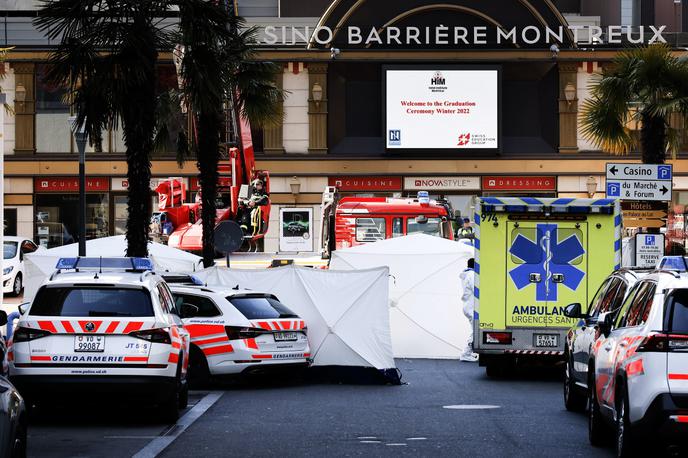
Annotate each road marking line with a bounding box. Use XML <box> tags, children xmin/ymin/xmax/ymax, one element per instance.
<box><xmin>442</xmin><ymin>404</ymin><xmax>501</xmax><ymax>410</ymax></box>
<box><xmin>357</xmin><ymin>436</ymin><xmax>377</xmax><ymax>439</ymax></box>
<box><xmin>386</xmin><ymin>443</ymin><xmax>407</xmax><ymax>446</ymax></box>
<box><xmin>132</xmin><ymin>392</ymin><xmax>223</xmax><ymax>458</ymax></box>
<box><xmin>104</xmin><ymin>436</ymin><xmax>158</xmax><ymax>439</ymax></box>
<box><xmin>406</xmin><ymin>437</ymin><xmax>428</xmax><ymax>440</ymax></box>
<box><xmin>360</xmin><ymin>440</ymin><xmax>381</xmax><ymax>444</ymax></box>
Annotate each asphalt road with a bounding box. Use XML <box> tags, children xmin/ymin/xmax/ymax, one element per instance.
<box><xmin>26</xmin><ymin>359</ymin><xmax>615</xmax><ymax>458</ymax></box>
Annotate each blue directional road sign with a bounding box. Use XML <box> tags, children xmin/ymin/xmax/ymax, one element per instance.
<box><xmin>606</xmin><ymin>163</ymin><xmax>673</xmax><ymax>202</ymax></box>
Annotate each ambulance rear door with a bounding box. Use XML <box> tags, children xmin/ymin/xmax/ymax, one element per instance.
<box><xmin>506</xmin><ymin>221</ymin><xmax>587</xmax><ymax>345</ymax></box>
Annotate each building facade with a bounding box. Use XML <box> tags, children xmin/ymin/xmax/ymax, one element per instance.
<box><xmin>3</xmin><ymin>0</ymin><xmax>688</xmax><ymax>252</ymax></box>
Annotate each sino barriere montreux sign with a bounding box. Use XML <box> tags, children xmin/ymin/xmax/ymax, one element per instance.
<box><xmin>258</xmin><ymin>25</ymin><xmax>668</xmax><ymax>46</ymax></box>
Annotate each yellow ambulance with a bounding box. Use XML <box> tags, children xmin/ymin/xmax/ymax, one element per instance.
<box><xmin>473</xmin><ymin>197</ymin><xmax>621</xmax><ymax>376</ymax></box>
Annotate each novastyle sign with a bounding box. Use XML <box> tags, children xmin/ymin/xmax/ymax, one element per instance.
<box><xmin>259</xmin><ymin>25</ymin><xmax>668</xmax><ymax>46</ymax></box>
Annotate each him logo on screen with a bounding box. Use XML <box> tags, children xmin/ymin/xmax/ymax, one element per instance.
<box><xmin>431</xmin><ymin>71</ymin><xmax>446</xmax><ymax>86</ymax></box>
<box><xmin>457</xmin><ymin>133</ymin><xmax>471</xmax><ymax>146</ymax></box>
<box><xmin>429</xmin><ymin>71</ymin><xmax>447</xmax><ymax>93</ymax></box>
<box><xmin>389</xmin><ymin>130</ymin><xmax>401</xmax><ymax>146</ymax></box>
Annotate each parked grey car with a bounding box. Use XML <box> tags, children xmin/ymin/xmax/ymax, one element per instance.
<box><xmin>0</xmin><ymin>310</ymin><xmax>26</xmax><ymax>457</ymax></box>
<box><xmin>562</xmin><ymin>268</ymin><xmax>650</xmax><ymax>411</ymax></box>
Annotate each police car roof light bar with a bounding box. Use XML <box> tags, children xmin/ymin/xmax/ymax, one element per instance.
<box><xmin>55</xmin><ymin>257</ymin><xmax>154</xmax><ymax>273</ymax></box>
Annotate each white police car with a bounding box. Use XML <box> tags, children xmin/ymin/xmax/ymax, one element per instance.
<box><xmin>589</xmin><ymin>271</ymin><xmax>688</xmax><ymax>455</ymax></box>
<box><xmin>169</xmin><ymin>285</ymin><xmax>310</xmax><ymax>381</ymax></box>
<box><xmin>9</xmin><ymin>257</ymin><xmax>190</xmax><ymax>421</ymax></box>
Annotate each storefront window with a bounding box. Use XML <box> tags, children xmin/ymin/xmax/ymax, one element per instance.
<box><xmin>35</xmin><ymin>194</ymin><xmax>109</xmax><ymax>248</ymax></box>
<box><xmin>114</xmin><ymin>196</ymin><xmax>128</xmax><ymax>235</ymax></box>
<box><xmin>668</xmin><ymin>192</ymin><xmax>688</xmax><ymax>254</ymax></box>
<box><xmin>3</xmin><ymin>208</ymin><xmax>17</xmax><ymax>236</ymax></box>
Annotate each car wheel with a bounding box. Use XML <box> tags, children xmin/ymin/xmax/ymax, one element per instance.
<box><xmin>588</xmin><ymin>373</ymin><xmax>609</xmax><ymax>446</ymax></box>
<box><xmin>178</xmin><ymin>379</ymin><xmax>189</xmax><ymax>410</ymax></box>
<box><xmin>616</xmin><ymin>383</ymin><xmax>636</xmax><ymax>458</ymax></box>
<box><xmin>160</xmin><ymin>361</ymin><xmax>183</xmax><ymax>423</ymax></box>
<box><xmin>188</xmin><ymin>345</ymin><xmax>210</xmax><ymax>389</ymax></box>
<box><xmin>11</xmin><ymin>418</ymin><xmax>27</xmax><ymax>458</ymax></box>
<box><xmin>485</xmin><ymin>362</ymin><xmax>502</xmax><ymax>377</ymax></box>
<box><xmin>160</xmin><ymin>384</ymin><xmax>180</xmax><ymax>424</ymax></box>
<box><xmin>11</xmin><ymin>273</ymin><xmax>22</xmax><ymax>297</ymax></box>
<box><xmin>564</xmin><ymin>355</ymin><xmax>587</xmax><ymax>412</ymax></box>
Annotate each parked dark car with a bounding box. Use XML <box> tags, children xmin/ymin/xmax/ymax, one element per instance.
<box><xmin>0</xmin><ymin>374</ymin><xmax>27</xmax><ymax>458</ymax></box>
<box><xmin>562</xmin><ymin>268</ymin><xmax>651</xmax><ymax>411</ymax></box>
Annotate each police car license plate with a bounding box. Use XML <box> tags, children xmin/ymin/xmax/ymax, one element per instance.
<box><xmin>274</xmin><ymin>332</ymin><xmax>298</xmax><ymax>342</ymax></box>
<box><xmin>74</xmin><ymin>335</ymin><xmax>105</xmax><ymax>352</ymax></box>
<box><xmin>534</xmin><ymin>334</ymin><xmax>558</xmax><ymax>348</ymax></box>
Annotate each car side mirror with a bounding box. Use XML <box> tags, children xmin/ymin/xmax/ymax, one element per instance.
<box><xmin>597</xmin><ymin>311</ymin><xmax>614</xmax><ymax>337</ymax></box>
<box><xmin>563</xmin><ymin>303</ymin><xmax>584</xmax><ymax>319</ymax></box>
<box><xmin>17</xmin><ymin>303</ymin><xmax>29</xmax><ymax>315</ymax></box>
<box><xmin>0</xmin><ymin>311</ymin><xmax>7</xmax><ymax>327</ymax></box>
<box><xmin>180</xmin><ymin>303</ymin><xmax>199</xmax><ymax>318</ymax></box>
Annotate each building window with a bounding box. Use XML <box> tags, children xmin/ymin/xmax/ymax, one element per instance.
<box><xmin>34</xmin><ymin>63</ymin><xmax>180</xmax><ymax>155</ymax></box>
<box><xmin>35</xmin><ymin>194</ymin><xmax>109</xmax><ymax>248</ymax></box>
<box><xmin>3</xmin><ymin>209</ymin><xmax>17</xmax><ymax>236</ymax></box>
<box><xmin>36</xmin><ymin>64</ymin><xmax>71</xmax><ymax>153</ymax></box>
<box><xmin>236</xmin><ymin>0</ymin><xmax>278</xmax><ymax>17</ymax></box>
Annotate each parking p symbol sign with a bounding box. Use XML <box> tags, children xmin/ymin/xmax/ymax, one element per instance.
<box><xmin>658</xmin><ymin>166</ymin><xmax>672</xmax><ymax>180</ymax></box>
<box><xmin>607</xmin><ymin>182</ymin><xmax>620</xmax><ymax>197</ymax></box>
<box><xmin>645</xmin><ymin>235</ymin><xmax>655</xmax><ymax>246</ymax></box>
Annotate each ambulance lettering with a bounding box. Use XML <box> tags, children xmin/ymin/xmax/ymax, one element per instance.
<box><xmin>510</xmin><ymin>305</ymin><xmax>571</xmax><ymax>326</ymax></box>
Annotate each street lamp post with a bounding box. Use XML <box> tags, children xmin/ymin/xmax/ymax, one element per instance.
<box><xmin>68</xmin><ymin>116</ymin><xmax>88</xmax><ymax>256</ymax></box>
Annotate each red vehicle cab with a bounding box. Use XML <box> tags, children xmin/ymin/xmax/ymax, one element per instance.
<box><xmin>320</xmin><ymin>188</ymin><xmax>454</xmax><ymax>258</ymax></box>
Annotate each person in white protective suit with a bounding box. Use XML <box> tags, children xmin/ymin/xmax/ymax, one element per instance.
<box><xmin>460</xmin><ymin>258</ymin><xmax>478</xmax><ymax>362</ymax></box>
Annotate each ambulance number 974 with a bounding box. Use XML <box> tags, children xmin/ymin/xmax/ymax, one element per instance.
<box><xmin>481</xmin><ymin>213</ymin><xmax>498</xmax><ymax>223</ymax></box>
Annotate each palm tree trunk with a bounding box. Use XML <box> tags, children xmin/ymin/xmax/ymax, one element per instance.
<box><xmin>640</xmin><ymin>112</ymin><xmax>667</xmax><ymax>164</ymax></box>
<box><xmin>197</xmin><ymin>110</ymin><xmax>223</xmax><ymax>268</ymax></box>
<box><xmin>122</xmin><ymin>23</ymin><xmax>157</xmax><ymax>258</ymax></box>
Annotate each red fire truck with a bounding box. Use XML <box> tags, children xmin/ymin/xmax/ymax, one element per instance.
<box><xmin>152</xmin><ymin>116</ymin><xmax>271</xmax><ymax>253</ymax></box>
<box><xmin>320</xmin><ymin>187</ymin><xmax>454</xmax><ymax>258</ymax></box>
<box><xmin>150</xmin><ymin>178</ymin><xmax>200</xmax><ymax>245</ymax></box>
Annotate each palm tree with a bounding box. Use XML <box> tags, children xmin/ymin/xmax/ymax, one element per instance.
<box><xmin>173</xmin><ymin>1</ymin><xmax>283</xmax><ymax>267</ymax></box>
<box><xmin>581</xmin><ymin>44</ymin><xmax>688</xmax><ymax>164</ymax></box>
<box><xmin>35</xmin><ymin>0</ymin><xmax>174</xmax><ymax>257</ymax></box>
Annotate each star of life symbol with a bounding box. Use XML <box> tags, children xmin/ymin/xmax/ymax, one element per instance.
<box><xmin>458</xmin><ymin>133</ymin><xmax>471</xmax><ymax>146</ymax></box>
<box><xmin>508</xmin><ymin>223</ymin><xmax>585</xmax><ymax>302</ymax></box>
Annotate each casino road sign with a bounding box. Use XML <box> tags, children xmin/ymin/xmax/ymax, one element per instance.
<box><xmin>606</xmin><ymin>163</ymin><xmax>673</xmax><ymax>202</ymax></box>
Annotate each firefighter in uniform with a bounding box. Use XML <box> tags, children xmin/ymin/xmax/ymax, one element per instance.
<box><xmin>239</xmin><ymin>179</ymin><xmax>269</xmax><ymax>235</ymax></box>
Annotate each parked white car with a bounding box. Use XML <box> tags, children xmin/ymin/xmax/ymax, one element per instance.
<box><xmin>9</xmin><ymin>257</ymin><xmax>190</xmax><ymax>422</ymax></box>
<box><xmin>588</xmin><ymin>271</ymin><xmax>688</xmax><ymax>456</ymax></box>
<box><xmin>3</xmin><ymin>237</ymin><xmax>39</xmax><ymax>297</ymax></box>
<box><xmin>169</xmin><ymin>285</ymin><xmax>310</xmax><ymax>382</ymax></box>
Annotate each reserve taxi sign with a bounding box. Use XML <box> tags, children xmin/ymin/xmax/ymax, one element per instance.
<box><xmin>635</xmin><ymin>233</ymin><xmax>665</xmax><ymax>268</ymax></box>
<box><xmin>606</xmin><ymin>163</ymin><xmax>673</xmax><ymax>202</ymax></box>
